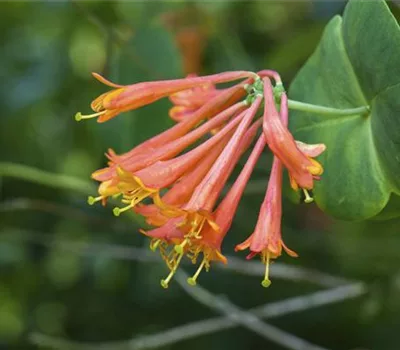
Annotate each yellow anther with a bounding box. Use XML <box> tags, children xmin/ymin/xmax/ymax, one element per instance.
<box><xmin>160</xmin><ymin>279</ymin><xmax>170</xmax><ymax>289</ymax></box>
<box><xmin>113</xmin><ymin>202</ymin><xmax>134</xmax><ymax>216</ymax></box>
<box><xmin>188</xmin><ymin>214</ymin><xmax>206</xmax><ymax>239</ymax></box>
<box><xmin>187</xmin><ymin>258</ymin><xmax>207</xmax><ymax>286</ymax></box>
<box><xmin>74</xmin><ymin>110</ymin><xmax>106</xmax><ymax>122</ymax></box>
<box><xmin>303</xmin><ymin>189</ymin><xmax>314</xmax><ymax>204</ymax></box>
<box><xmin>261</xmin><ymin>251</ymin><xmax>272</xmax><ymax>288</ymax></box>
<box><xmin>174</xmin><ymin>239</ymin><xmax>189</xmax><ymax>254</ymax></box>
<box><xmin>160</xmin><ymin>251</ymin><xmax>184</xmax><ymax>289</ymax></box>
<box><xmin>87</xmin><ymin>195</ymin><xmax>103</xmax><ymax>205</ymax></box>
<box><xmin>261</xmin><ymin>279</ymin><xmax>272</xmax><ymax>288</ymax></box>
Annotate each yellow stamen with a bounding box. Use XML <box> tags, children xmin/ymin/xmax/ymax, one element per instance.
<box><xmin>113</xmin><ymin>202</ymin><xmax>134</xmax><ymax>216</ymax></box>
<box><xmin>87</xmin><ymin>195</ymin><xmax>103</xmax><ymax>205</ymax></box>
<box><xmin>160</xmin><ymin>251</ymin><xmax>184</xmax><ymax>289</ymax></box>
<box><xmin>150</xmin><ymin>239</ymin><xmax>161</xmax><ymax>252</ymax></box>
<box><xmin>180</xmin><ymin>213</ymin><xmax>207</xmax><ymax>239</ymax></box>
<box><xmin>118</xmin><ymin>174</ymin><xmax>158</xmax><ymax>209</ymax></box>
<box><xmin>261</xmin><ymin>251</ymin><xmax>272</xmax><ymax>288</ymax></box>
<box><xmin>174</xmin><ymin>238</ymin><xmax>189</xmax><ymax>254</ymax></box>
<box><xmin>187</xmin><ymin>258</ymin><xmax>207</xmax><ymax>286</ymax></box>
<box><xmin>74</xmin><ymin>110</ymin><xmax>106</xmax><ymax>122</ymax></box>
<box><xmin>303</xmin><ymin>189</ymin><xmax>314</xmax><ymax>204</ymax></box>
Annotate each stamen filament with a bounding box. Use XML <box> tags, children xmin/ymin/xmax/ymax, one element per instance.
<box><xmin>187</xmin><ymin>258</ymin><xmax>207</xmax><ymax>286</ymax></box>
<box><xmin>150</xmin><ymin>239</ymin><xmax>161</xmax><ymax>252</ymax></box>
<box><xmin>113</xmin><ymin>203</ymin><xmax>134</xmax><ymax>216</ymax></box>
<box><xmin>87</xmin><ymin>195</ymin><xmax>103</xmax><ymax>205</ymax></box>
<box><xmin>261</xmin><ymin>251</ymin><xmax>272</xmax><ymax>288</ymax></box>
<box><xmin>75</xmin><ymin>110</ymin><xmax>106</xmax><ymax>122</ymax></box>
<box><xmin>160</xmin><ymin>252</ymin><xmax>184</xmax><ymax>289</ymax></box>
<box><xmin>303</xmin><ymin>189</ymin><xmax>314</xmax><ymax>203</ymax></box>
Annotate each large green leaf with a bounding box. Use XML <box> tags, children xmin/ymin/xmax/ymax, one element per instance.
<box><xmin>289</xmin><ymin>0</ymin><xmax>400</xmax><ymax>220</ymax></box>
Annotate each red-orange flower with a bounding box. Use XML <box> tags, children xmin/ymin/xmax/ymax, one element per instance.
<box><xmin>168</xmin><ymin>74</ymin><xmax>221</xmax><ymax>122</ymax></box>
<box><xmin>77</xmin><ymin>69</ymin><xmax>328</xmax><ymax>289</ymax></box>
<box><xmin>75</xmin><ymin>71</ymin><xmax>256</xmax><ymax>123</ymax></box>
<box><xmin>139</xmin><ymin>98</ymin><xmax>262</xmax><ymax>287</ymax></box>
<box><xmin>184</xmin><ymin>132</ymin><xmax>267</xmax><ymax>285</ymax></box>
<box><xmin>142</xmin><ymin>119</ymin><xmax>264</xmax><ymax>287</ymax></box>
<box><xmin>262</xmin><ymin>77</ymin><xmax>325</xmax><ymax>191</ymax></box>
<box><xmin>89</xmin><ymin>103</ymin><xmax>247</xmax><ymax>209</ymax></box>
<box><xmin>235</xmin><ymin>156</ymin><xmax>298</xmax><ymax>288</ymax></box>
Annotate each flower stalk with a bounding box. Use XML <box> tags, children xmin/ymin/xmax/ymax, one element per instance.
<box><xmin>287</xmin><ymin>100</ymin><xmax>370</xmax><ymax>117</ymax></box>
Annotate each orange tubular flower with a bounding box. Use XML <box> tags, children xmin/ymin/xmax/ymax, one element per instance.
<box><xmin>184</xmin><ymin>131</ymin><xmax>267</xmax><ymax>286</ymax></box>
<box><xmin>134</xmin><ymin>135</ymin><xmax>230</xmax><ymax>226</ymax></box>
<box><xmin>262</xmin><ymin>77</ymin><xmax>325</xmax><ymax>192</ymax></box>
<box><xmin>90</xmin><ymin>105</ymin><xmax>247</xmax><ymax>208</ymax></box>
<box><xmin>136</xmin><ymin>118</ymin><xmax>262</xmax><ymax>227</ymax></box>
<box><xmin>235</xmin><ymin>156</ymin><xmax>298</xmax><ymax>288</ymax></box>
<box><xmin>141</xmin><ymin>98</ymin><xmax>262</xmax><ymax>288</ymax></box>
<box><xmin>168</xmin><ymin>74</ymin><xmax>221</xmax><ymax>122</ymax></box>
<box><xmin>75</xmin><ymin>71</ymin><xmax>256</xmax><ymax>123</ymax></box>
<box><xmin>92</xmin><ymin>101</ymin><xmax>247</xmax><ymax>183</ymax></box>
<box><xmin>105</xmin><ymin>82</ymin><xmax>247</xmax><ymax>165</ymax></box>
<box><xmin>77</xmin><ymin>68</ymin><xmax>329</xmax><ymax>289</ymax></box>
<box><xmin>174</xmin><ymin>96</ymin><xmax>262</xmax><ymax>235</ymax></box>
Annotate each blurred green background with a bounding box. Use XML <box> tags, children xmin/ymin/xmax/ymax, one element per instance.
<box><xmin>1</xmin><ymin>1</ymin><xmax>400</xmax><ymax>349</ymax></box>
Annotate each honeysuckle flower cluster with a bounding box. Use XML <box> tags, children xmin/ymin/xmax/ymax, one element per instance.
<box><xmin>76</xmin><ymin>69</ymin><xmax>326</xmax><ymax>288</ymax></box>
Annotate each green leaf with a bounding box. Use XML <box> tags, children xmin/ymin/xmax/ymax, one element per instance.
<box><xmin>289</xmin><ymin>0</ymin><xmax>400</xmax><ymax>220</ymax></box>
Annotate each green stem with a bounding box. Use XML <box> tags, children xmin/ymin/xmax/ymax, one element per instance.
<box><xmin>0</xmin><ymin>162</ymin><xmax>93</xmax><ymax>194</ymax></box>
<box><xmin>0</xmin><ymin>162</ymin><xmax>147</xmax><ymax>227</ymax></box>
<box><xmin>287</xmin><ymin>100</ymin><xmax>369</xmax><ymax>116</ymax></box>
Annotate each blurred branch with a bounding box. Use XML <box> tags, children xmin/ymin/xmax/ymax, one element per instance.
<box><xmin>175</xmin><ymin>271</ymin><xmax>329</xmax><ymax>350</ymax></box>
<box><xmin>30</xmin><ymin>282</ymin><xmax>366</xmax><ymax>350</ymax></box>
<box><xmin>0</xmin><ymin>198</ymin><xmax>103</xmax><ymax>223</ymax></box>
<box><xmin>1</xmin><ymin>230</ymin><xmax>154</xmax><ymax>264</ymax></box>
<box><xmin>0</xmin><ymin>162</ymin><xmax>146</xmax><ymax>226</ymax></box>
<box><xmin>0</xmin><ymin>162</ymin><xmax>93</xmax><ymax>194</ymax></box>
<box><xmin>0</xmin><ymin>198</ymin><xmax>130</xmax><ymax>233</ymax></box>
<box><xmin>2</xmin><ymin>229</ymin><xmax>352</xmax><ymax>287</ymax></box>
